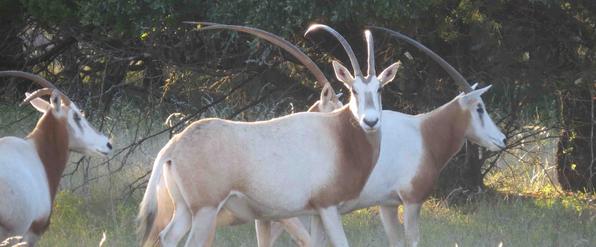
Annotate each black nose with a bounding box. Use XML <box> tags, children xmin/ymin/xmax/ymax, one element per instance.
<box><xmin>502</xmin><ymin>138</ymin><xmax>507</xmax><ymax>146</ymax></box>
<box><xmin>363</xmin><ymin>118</ymin><xmax>378</xmax><ymax>128</ymax></box>
<box><xmin>107</xmin><ymin>142</ymin><xmax>112</xmax><ymax>150</ymax></box>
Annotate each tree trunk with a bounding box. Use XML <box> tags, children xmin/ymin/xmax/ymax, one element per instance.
<box><xmin>0</xmin><ymin>4</ymin><xmax>26</xmax><ymax>101</ymax></box>
<box><xmin>437</xmin><ymin>143</ymin><xmax>485</xmax><ymax>195</ymax></box>
<box><xmin>556</xmin><ymin>88</ymin><xmax>596</xmax><ymax>192</ymax></box>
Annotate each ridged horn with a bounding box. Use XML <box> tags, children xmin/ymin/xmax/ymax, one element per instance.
<box><xmin>365</xmin><ymin>30</ymin><xmax>375</xmax><ymax>77</ymax></box>
<box><xmin>184</xmin><ymin>21</ymin><xmax>333</xmax><ymax>90</ymax></box>
<box><xmin>20</xmin><ymin>88</ymin><xmax>53</xmax><ymax>106</ymax></box>
<box><xmin>0</xmin><ymin>71</ymin><xmax>72</xmax><ymax>105</ymax></box>
<box><xmin>369</xmin><ymin>26</ymin><xmax>473</xmax><ymax>92</ymax></box>
<box><xmin>305</xmin><ymin>24</ymin><xmax>363</xmax><ymax>78</ymax></box>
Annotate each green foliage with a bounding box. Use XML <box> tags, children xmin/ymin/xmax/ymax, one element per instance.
<box><xmin>19</xmin><ymin>0</ymin><xmax>76</xmax><ymax>24</ymax></box>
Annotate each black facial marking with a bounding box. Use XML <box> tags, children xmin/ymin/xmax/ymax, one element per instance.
<box><xmin>477</xmin><ymin>104</ymin><xmax>485</xmax><ymax>126</ymax></box>
<box><xmin>73</xmin><ymin>112</ymin><xmax>83</xmax><ymax>130</ymax></box>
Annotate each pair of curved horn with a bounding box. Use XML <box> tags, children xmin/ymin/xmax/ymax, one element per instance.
<box><xmin>0</xmin><ymin>71</ymin><xmax>72</xmax><ymax>105</ymax></box>
<box><xmin>305</xmin><ymin>24</ymin><xmax>376</xmax><ymax>78</ymax></box>
<box><xmin>368</xmin><ymin>26</ymin><xmax>473</xmax><ymax>93</ymax></box>
<box><xmin>184</xmin><ymin>21</ymin><xmax>333</xmax><ymax>92</ymax></box>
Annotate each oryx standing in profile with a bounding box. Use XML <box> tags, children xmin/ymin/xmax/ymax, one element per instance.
<box><xmin>137</xmin><ymin>23</ymin><xmax>400</xmax><ymax>247</ymax></box>
<box><xmin>0</xmin><ymin>71</ymin><xmax>112</xmax><ymax>246</ymax></box>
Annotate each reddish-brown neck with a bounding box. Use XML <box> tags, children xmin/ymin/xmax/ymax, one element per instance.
<box><xmin>421</xmin><ymin>99</ymin><xmax>470</xmax><ymax>171</ymax></box>
<box><xmin>401</xmin><ymin>99</ymin><xmax>471</xmax><ymax>204</ymax></box>
<box><xmin>27</xmin><ymin>111</ymin><xmax>69</xmax><ymax>203</ymax></box>
<box><xmin>308</xmin><ymin>106</ymin><xmax>378</xmax><ymax>207</ymax></box>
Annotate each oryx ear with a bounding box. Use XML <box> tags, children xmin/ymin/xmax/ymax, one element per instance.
<box><xmin>50</xmin><ymin>90</ymin><xmax>62</xmax><ymax>114</ymax></box>
<box><xmin>475</xmin><ymin>84</ymin><xmax>492</xmax><ymax>95</ymax></box>
<box><xmin>471</xmin><ymin>82</ymin><xmax>479</xmax><ymax>90</ymax></box>
<box><xmin>461</xmin><ymin>85</ymin><xmax>492</xmax><ymax>106</ymax></box>
<box><xmin>334</xmin><ymin>92</ymin><xmax>343</xmax><ymax>104</ymax></box>
<box><xmin>320</xmin><ymin>84</ymin><xmax>334</xmax><ymax>104</ymax></box>
<box><xmin>378</xmin><ymin>61</ymin><xmax>401</xmax><ymax>86</ymax></box>
<box><xmin>332</xmin><ymin>60</ymin><xmax>355</xmax><ymax>87</ymax></box>
<box><xmin>25</xmin><ymin>92</ymin><xmax>51</xmax><ymax>113</ymax></box>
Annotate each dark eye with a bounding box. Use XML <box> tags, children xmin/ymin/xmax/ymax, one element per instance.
<box><xmin>377</xmin><ymin>87</ymin><xmax>382</xmax><ymax>93</ymax></box>
<box><xmin>352</xmin><ymin>90</ymin><xmax>358</xmax><ymax>96</ymax></box>
<box><xmin>73</xmin><ymin>112</ymin><xmax>81</xmax><ymax>122</ymax></box>
<box><xmin>477</xmin><ymin>106</ymin><xmax>484</xmax><ymax>114</ymax></box>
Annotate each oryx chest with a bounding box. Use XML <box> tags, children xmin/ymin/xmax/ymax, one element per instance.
<box><xmin>338</xmin><ymin>112</ymin><xmax>424</xmax><ymax>212</ymax></box>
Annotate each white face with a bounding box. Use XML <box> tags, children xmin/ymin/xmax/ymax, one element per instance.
<box><xmin>26</xmin><ymin>92</ymin><xmax>113</xmax><ymax>157</ymax></box>
<box><xmin>457</xmin><ymin>85</ymin><xmax>506</xmax><ymax>151</ymax></box>
<box><xmin>333</xmin><ymin>60</ymin><xmax>400</xmax><ymax>132</ymax></box>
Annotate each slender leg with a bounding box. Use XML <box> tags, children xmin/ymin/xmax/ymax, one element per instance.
<box><xmin>183</xmin><ymin>207</ymin><xmax>218</xmax><ymax>247</ymax></box>
<box><xmin>160</xmin><ymin>165</ymin><xmax>192</xmax><ymax>247</ymax></box>
<box><xmin>310</xmin><ymin>215</ymin><xmax>328</xmax><ymax>247</ymax></box>
<box><xmin>279</xmin><ymin>218</ymin><xmax>311</xmax><ymax>247</ymax></box>
<box><xmin>379</xmin><ymin>206</ymin><xmax>403</xmax><ymax>247</ymax></box>
<box><xmin>256</xmin><ymin>220</ymin><xmax>272</xmax><ymax>247</ymax></box>
<box><xmin>159</xmin><ymin>203</ymin><xmax>192</xmax><ymax>247</ymax></box>
<box><xmin>318</xmin><ymin>207</ymin><xmax>349</xmax><ymax>247</ymax></box>
<box><xmin>203</xmin><ymin>223</ymin><xmax>217</xmax><ymax>247</ymax></box>
<box><xmin>269</xmin><ymin>221</ymin><xmax>284</xmax><ymax>245</ymax></box>
<box><xmin>403</xmin><ymin>203</ymin><xmax>422</xmax><ymax>247</ymax></box>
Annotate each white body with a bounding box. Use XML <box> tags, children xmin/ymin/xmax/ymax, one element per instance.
<box><xmin>339</xmin><ymin>110</ymin><xmax>423</xmax><ymax>212</ymax></box>
<box><xmin>0</xmin><ymin>137</ymin><xmax>52</xmax><ymax>235</ymax></box>
<box><xmin>141</xmin><ymin>105</ymin><xmax>380</xmax><ymax>247</ymax></box>
<box><xmin>173</xmin><ymin>114</ymin><xmax>353</xmax><ymax>217</ymax></box>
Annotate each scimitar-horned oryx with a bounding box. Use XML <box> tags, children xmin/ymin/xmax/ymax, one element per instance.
<box><xmin>138</xmin><ymin>22</ymin><xmax>342</xmax><ymax>247</ymax></box>
<box><xmin>137</xmin><ymin>23</ymin><xmax>400</xmax><ymax>247</ymax></box>
<box><xmin>259</xmin><ymin>27</ymin><xmax>507</xmax><ymax>247</ymax></box>
<box><xmin>0</xmin><ymin>71</ymin><xmax>112</xmax><ymax>246</ymax></box>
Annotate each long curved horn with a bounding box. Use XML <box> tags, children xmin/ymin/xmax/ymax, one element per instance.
<box><xmin>184</xmin><ymin>21</ymin><xmax>332</xmax><ymax>90</ymax></box>
<box><xmin>20</xmin><ymin>88</ymin><xmax>53</xmax><ymax>106</ymax></box>
<box><xmin>0</xmin><ymin>70</ymin><xmax>72</xmax><ymax>105</ymax></box>
<box><xmin>0</xmin><ymin>71</ymin><xmax>57</xmax><ymax>89</ymax></box>
<box><xmin>369</xmin><ymin>26</ymin><xmax>473</xmax><ymax>93</ymax></box>
<box><xmin>365</xmin><ymin>30</ymin><xmax>375</xmax><ymax>77</ymax></box>
<box><xmin>305</xmin><ymin>24</ymin><xmax>363</xmax><ymax>78</ymax></box>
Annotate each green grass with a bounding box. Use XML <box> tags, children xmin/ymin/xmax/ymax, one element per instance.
<box><xmin>36</xmin><ymin>191</ymin><xmax>594</xmax><ymax>247</ymax></box>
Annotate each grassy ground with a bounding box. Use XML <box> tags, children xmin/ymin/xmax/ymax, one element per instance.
<box><xmin>37</xmin><ymin>190</ymin><xmax>594</xmax><ymax>247</ymax></box>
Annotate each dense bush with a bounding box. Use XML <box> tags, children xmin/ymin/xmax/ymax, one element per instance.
<box><xmin>0</xmin><ymin>0</ymin><xmax>594</xmax><ymax>192</ymax></box>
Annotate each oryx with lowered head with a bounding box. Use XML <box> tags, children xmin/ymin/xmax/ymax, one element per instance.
<box><xmin>0</xmin><ymin>71</ymin><xmax>112</xmax><ymax>246</ymax></box>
